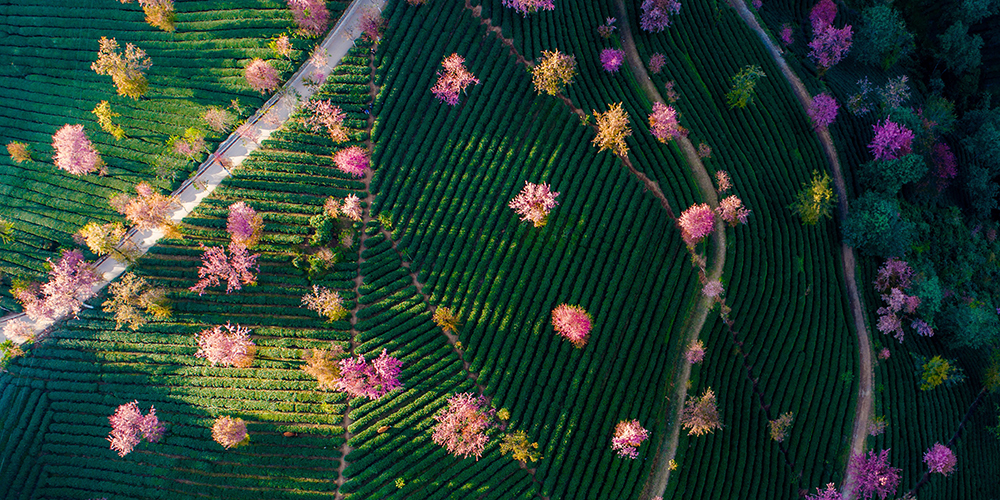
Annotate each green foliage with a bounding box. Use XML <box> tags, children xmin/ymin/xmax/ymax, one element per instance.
<box><xmin>962</xmin><ymin>0</ymin><xmax>998</xmax><ymax>23</ymax></box>
<box><xmin>959</xmin><ymin>106</ymin><xmax>1000</xmax><ymax>175</ymax></box>
<box><xmin>308</xmin><ymin>214</ymin><xmax>336</xmax><ymax>246</ymax></box>
<box><xmin>912</xmin><ymin>354</ymin><xmax>966</xmax><ymax>391</ymax></box>
<box><xmin>725</xmin><ymin>65</ymin><xmax>765</xmax><ymax>109</ymax></box>
<box><xmin>843</xmin><ymin>191</ymin><xmax>913</xmax><ymax>257</ymax></box>
<box><xmin>910</xmin><ymin>273</ymin><xmax>943</xmax><ymax>321</ymax></box>
<box><xmin>965</xmin><ymin>163</ymin><xmax>999</xmax><ymax>220</ymax></box>
<box><xmin>938</xmin><ymin>21</ymin><xmax>983</xmax><ymax>76</ymax></box>
<box><xmin>855</xmin><ymin>3</ymin><xmax>915</xmax><ymax>70</ymax></box>
<box><xmin>943</xmin><ymin>301</ymin><xmax>1000</xmax><ymax>349</ymax></box>
<box><xmin>790</xmin><ymin>170</ymin><xmax>837</xmax><ymax>225</ymax></box>
<box><xmin>859</xmin><ymin>154</ymin><xmax>928</xmax><ymax>196</ymax></box>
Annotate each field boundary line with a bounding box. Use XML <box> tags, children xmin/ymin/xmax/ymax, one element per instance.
<box><xmin>608</xmin><ymin>1</ymin><xmax>730</xmax><ymax>499</ymax></box>
<box><xmin>0</xmin><ymin>0</ymin><xmax>388</xmax><ymax>345</ymax></box>
<box><xmin>725</xmin><ymin>1</ymin><xmax>874</xmax><ymax>498</ymax></box>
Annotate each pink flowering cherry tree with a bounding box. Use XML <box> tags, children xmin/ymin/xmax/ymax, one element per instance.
<box><xmin>640</xmin><ymin>0</ymin><xmax>682</xmax><ymax>32</ymax></box>
<box><xmin>107</xmin><ymin>400</ymin><xmax>165</xmax><ymax>457</ymax></box>
<box><xmin>611</xmin><ymin>420</ymin><xmax>649</xmax><ymax>458</ymax></box>
<box><xmin>678</xmin><ymin>203</ymin><xmax>715</xmax><ymax>247</ymax></box>
<box><xmin>648</xmin><ymin>102</ymin><xmax>686</xmax><ymax>142</ymax></box>
<box><xmin>501</xmin><ymin>0</ymin><xmax>554</xmax><ymax>16</ymax></box>
<box><xmin>110</xmin><ymin>182</ymin><xmax>176</xmax><ymax>233</ymax></box>
<box><xmin>431</xmin><ymin>53</ymin><xmax>480</xmax><ymax>106</ymax></box>
<box><xmin>716</xmin><ymin>196</ymin><xmax>750</xmax><ymax>226</ymax></box>
<box><xmin>780</xmin><ymin>24</ymin><xmax>794</xmax><ymax>46</ymax></box>
<box><xmin>189</xmin><ymin>244</ymin><xmax>260</xmax><ymax>295</ymax></box>
<box><xmin>551</xmin><ymin>304</ymin><xmax>593</xmax><ymax>348</ymax></box>
<box><xmin>195</xmin><ymin>322</ymin><xmax>256</xmax><ymax>368</ymax></box>
<box><xmin>432</xmin><ymin>392</ymin><xmax>497</xmax><ymax>459</ymax></box>
<box><xmin>52</xmin><ymin>124</ymin><xmax>102</xmax><ymax>176</ymax></box>
<box><xmin>15</xmin><ymin>249</ymin><xmax>101</xmax><ymax>321</ymax></box>
<box><xmin>509</xmin><ymin>181</ymin><xmax>560</xmax><ymax>227</ymax></box>
<box><xmin>227</xmin><ymin>201</ymin><xmax>263</xmax><ymax>248</ymax></box>
<box><xmin>333</xmin><ymin>146</ymin><xmax>369</xmax><ymax>178</ymax></box>
<box><xmin>869</xmin><ymin>119</ymin><xmax>914</xmax><ymax>160</ymax></box>
<box><xmin>849</xmin><ymin>449</ymin><xmax>901</xmax><ymax>500</ymax></box>
<box><xmin>600</xmin><ymin>48</ymin><xmax>625</xmax><ymax>73</ymax></box>
<box><xmin>685</xmin><ymin>340</ymin><xmax>706</xmax><ymax>363</ymax></box>
<box><xmin>924</xmin><ymin>443</ymin><xmax>956</xmax><ymax>476</ymax></box>
<box><xmin>808</xmin><ymin>93</ymin><xmax>839</xmax><ymax>130</ymax></box>
<box><xmin>212</xmin><ymin>416</ymin><xmax>249</xmax><ymax>449</ymax></box>
<box><xmin>304</xmin><ymin>99</ymin><xmax>349</xmax><ymax>143</ymax></box>
<box><xmin>287</xmin><ymin>0</ymin><xmax>329</xmax><ymax>37</ymax></box>
<box><xmin>245</xmin><ymin>58</ymin><xmax>279</xmax><ymax>94</ymax></box>
<box><xmin>335</xmin><ymin>349</ymin><xmax>403</xmax><ymax>400</ymax></box>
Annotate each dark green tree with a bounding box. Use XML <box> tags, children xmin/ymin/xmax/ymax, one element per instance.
<box><xmin>843</xmin><ymin>191</ymin><xmax>913</xmax><ymax>257</ymax></box>
<box><xmin>854</xmin><ymin>3</ymin><xmax>915</xmax><ymax>70</ymax></box>
<box><xmin>938</xmin><ymin>21</ymin><xmax>983</xmax><ymax>76</ymax></box>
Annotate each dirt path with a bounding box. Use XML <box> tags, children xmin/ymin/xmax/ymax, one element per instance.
<box><xmin>726</xmin><ymin>2</ymin><xmax>873</xmax><ymax>498</ymax></box>
<box><xmin>610</xmin><ymin>2</ymin><xmax>729</xmax><ymax>498</ymax></box>
<box><xmin>0</xmin><ymin>0</ymin><xmax>387</xmax><ymax>344</ymax></box>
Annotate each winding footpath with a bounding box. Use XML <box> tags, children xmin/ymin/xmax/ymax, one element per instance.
<box><xmin>726</xmin><ymin>2</ymin><xmax>874</xmax><ymax>499</ymax></box>
<box><xmin>609</xmin><ymin>2</ymin><xmax>730</xmax><ymax>499</ymax></box>
<box><xmin>0</xmin><ymin>0</ymin><xmax>387</xmax><ymax>344</ymax></box>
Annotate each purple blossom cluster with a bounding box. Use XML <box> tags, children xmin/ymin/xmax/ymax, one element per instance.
<box><xmin>600</xmin><ymin>48</ymin><xmax>625</xmax><ymax>73</ymax></box>
<box><xmin>640</xmin><ymin>0</ymin><xmax>682</xmax><ymax>32</ymax></box>
<box><xmin>808</xmin><ymin>93</ymin><xmax>839</xmax><ymax>130</ymax></box>
<box><xmin>869</xmin><ymin>119</ymin><xmax>914</xmax><ymax>160</ymax></box>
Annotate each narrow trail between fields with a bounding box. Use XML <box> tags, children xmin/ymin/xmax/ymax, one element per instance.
<box><xmin>357</xmin><ymin>26</ymin><xmax>549</xmax><ymax>499</ymax></box>
<box><xmin>608</xmin><ymin>2</ymin><xmax>730</xmax><ymax>499</ymax></box>
<box><xmin>0</xmin><ymin>0</ymin><xmax>387</xmax><ymax>344</ymax></box>
<box><xmin>727</xmin><ymin>2</ymin><xmax>873</xmax><ymax>498</ymax></box>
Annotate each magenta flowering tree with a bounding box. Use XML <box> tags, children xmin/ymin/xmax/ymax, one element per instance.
<box><xmin>107</xmin><ymin>400</ymin><xmax>165</xmax><ymax>457</ymax></box>
<box><xmin>501</xmin><ymin>0</ymin><xmax>554</xmax><ymax>16</ymax></box>
<box><xmin>431</xmin><ymin>53</ymin><xmax>480</xmax><ymax>106</ymax></box>
<box><xmin>195</xmin><ymin>322</ymin><xmax>255</xmax><ymax>368</ymax></box>
<box><xmin>333</xmin><ymin>146</ymin><xmax>369</xmax><ymax>178</ymax></box>
<box><xmin>432</xmin><ymin>392</ymin><xmax>497</xmax><ymax>459</ymax></box>
<box><xmin>678</xmin><ymin>203</ymin><xmax>715</xmax><ymax>247</ymax></box>
<box><xmin>52</xmin><ymin>124</ymin><xmax>102</xmax><ymax>176</ymax></box>
<box><xmin>808</xmin><ymin>93</ymin><xmax>839</xmax><ymax>130</ymax></box>
<box><xmin>716</xmin><ymin>195</ymin><xmax>750</xmax><ymax>226</ymax></box>
<box><xmin>649</xmin><ymin>53</ymin><xmax>666</xmax><ymax>74</ymax></box>
<box><xmin>16</xmin><ymin>249</ymin><xmax>101</xmax><ymax>321</ymax></box>
<box><xmin>189</xmin><ymin>244</ymin><xmax>260</xmax><ymax>295</ymax></box>
<box><xmin>648</xmin><ymin>102</ymin><xmax>686</xmax><ymax>142</ymax></box>
<box><xmin>227</xmin><ymin>201</ymin><xmax>264</xmax><ymax>247</ymax></box>
<box><xmin>873</xmin><ymin>258</ymin><xmax>923</xmax><ymax>343</ymax></box>
<box><xmin>600</xmin><ymin>48</ymin><xmax>625</xmax><ymax>73</ymax></box>
<box><xmin>809</xmin><ymin>0</ymin><xmax>837</xmax><ymax>33</ymax></box>
<box><xmin>640</xmin><ymin>0</ymin><xmax>682</xmax><ymax>32</ymax></box>
<box><xmin>924</xmin><ymin>443</ymin><xmax>957</xmax><ymax>475</ymax></box>
<box><xmin>287</xmin><ymin>0</ymin><xmax>329</xmax><ymax>37</ymax></box>
<box><xmin>551</xmin><ymin>304</ymin><xmax>593</xmax><ymax>348</ymax></box>
<box><xmin>245</xmin><ymin>59</ymin><xmax>279</xmax><ymax>94</ymax></box>
<box><xmin>597</xmin><ymin>17</ymin><xmax>616</xmax><ymax>39</ymax></box>
<box><xmin>780</xmin><ymin>24</ymin><xmax>794</xmax><ymax>46</ymax></box>
<box><xmin>508</xmin><ymin>181</ymin><xmax>560</xmax><ymax>227</ymax></box>
<box><xmin>869</xmin><ymin>119</ymin><xmax>914</xmax><ymax>160</ymax></box>
<box><xmin>611</xmin><ymin>420</ymin><xmax>649</xmax><ymax>458</ymax></box>
<box><xmin>849</xmin><ymin>449</ymin><xmax>901</xmax><ymax>500</ymax></box>
<box><xmin>805</xmin><ymin>483</ymin><xmax>842</xmax><ymax>500</ymax></box>
<box><xmin>335</xmin><ymin>349</ymin><xmax>403</xmax><ymax>400</ymax></box>
<box><xmin>702</xmin><ymin>279</ymin><xmax>724</xmax><ymax>298</ymax></box>
<box><xmin>809</xmin><ymin>25</ymin><xmax>853</xmax><ymax>74</ymax></box>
